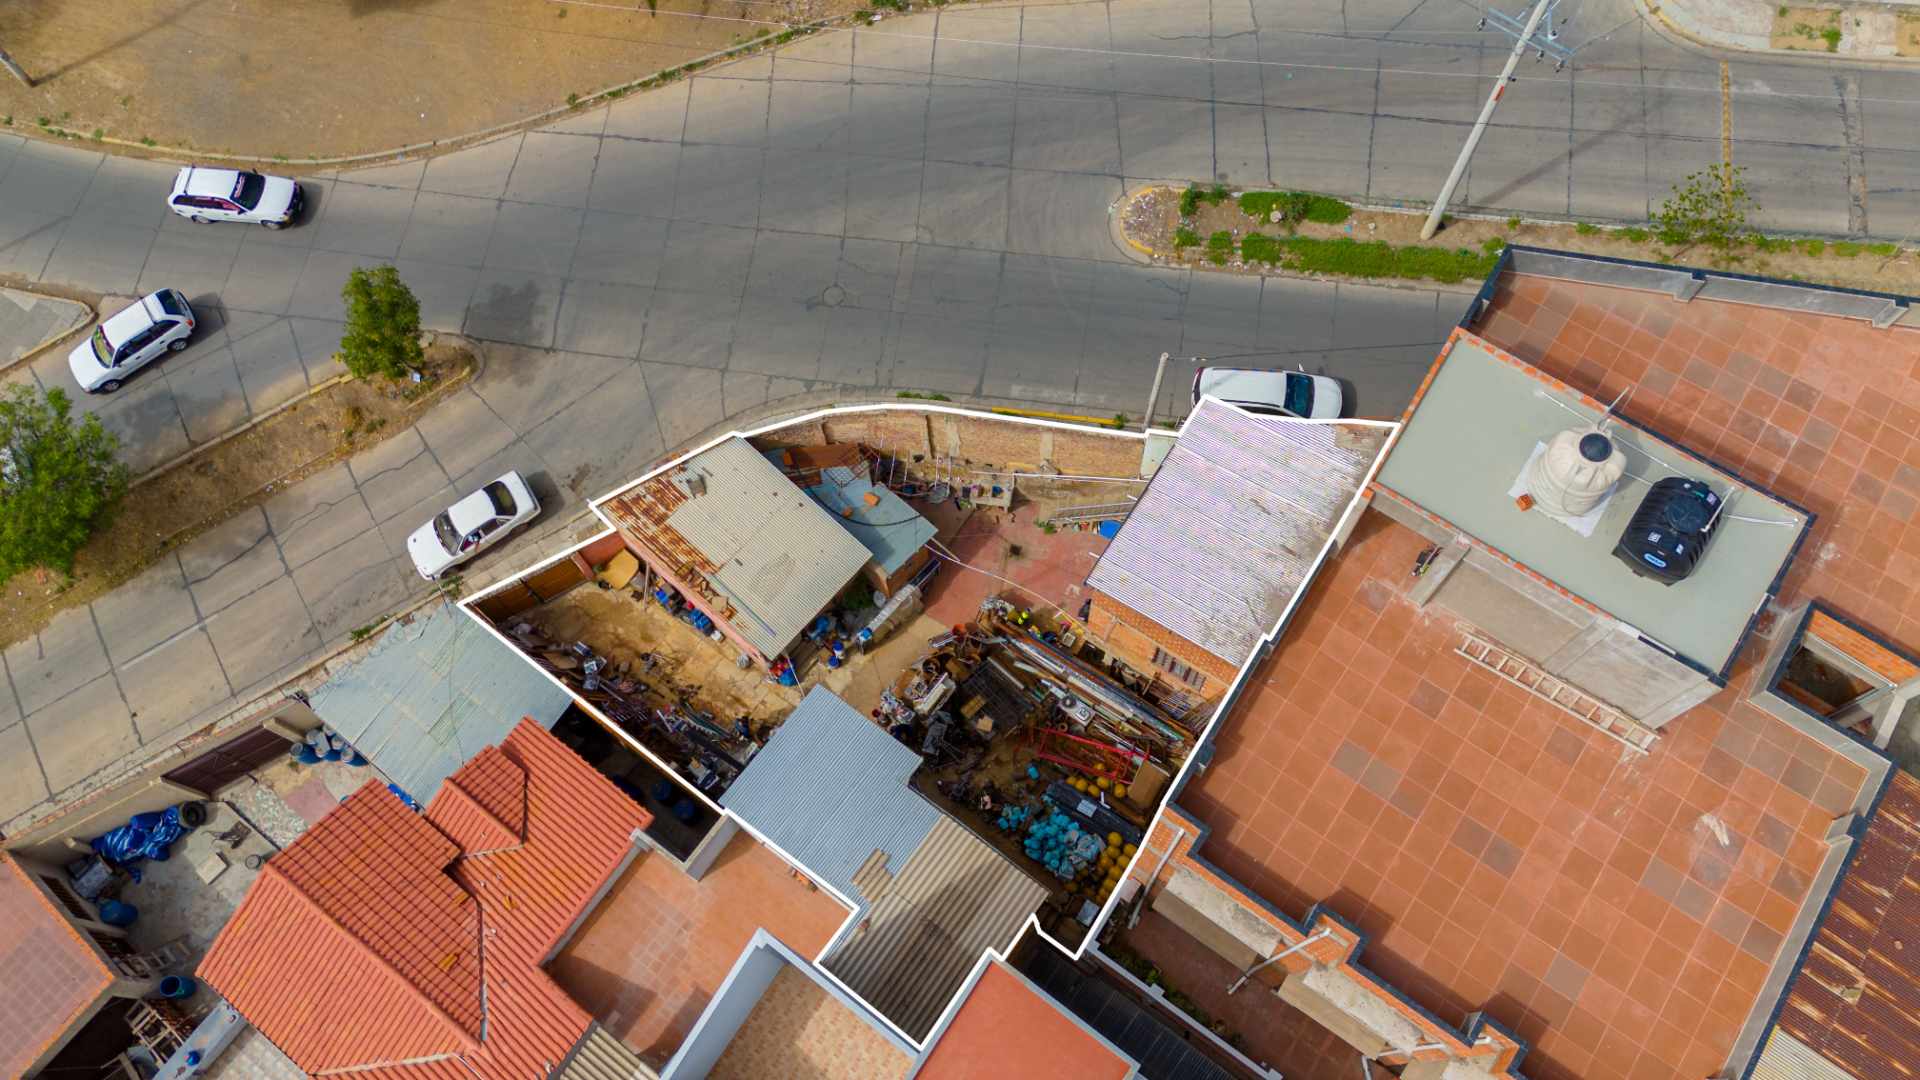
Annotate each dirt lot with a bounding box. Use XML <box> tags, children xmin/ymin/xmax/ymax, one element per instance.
<box><xmin>1123</xmin><ymin>183</ymin><xmax>1920</xmax><ymax>295</ymax></box>
<box><xmin>0</xmin><ymin>344</ymin><xmax>473</xmax><ymax>649</ymax></box>
<box><xmin>0</xmin><ymin>0</ymin><xmax>858</xmax><ymax>161</ymax></box>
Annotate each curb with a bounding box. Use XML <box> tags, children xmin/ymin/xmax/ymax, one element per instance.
<box><xmin>1</xmin><ymin>289</ymin><xmax>97</xmax><ymax>376</ymax></box>
<box><xmin>1637</xmin><ymin>0</ymin><xmax>1920</xmax><ymax>68</ymax></box>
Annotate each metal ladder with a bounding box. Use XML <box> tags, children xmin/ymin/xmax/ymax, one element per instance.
<box><xmin>1046</xmin><ymin>500</ymin><xmax>1137</xmax><ymax>526</ymax></box>
<box><xmin>1455</xmin><ymin>628</ymin><xmax>1658</xmax><ymax>754</ymax></box>
<box><xmin>115</xmin><ymin>935</ymin><xmax>193</xmax><ymax>979</ymax></box>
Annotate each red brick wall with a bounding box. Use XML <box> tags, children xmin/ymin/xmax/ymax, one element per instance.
<box><xmin>752</xmin><ymin>409</ymin><xmax>1145</xmax><ymax>479</ymax></box>
<box><xmin>1085</xmin><ymin>591</ymin><xmax>1237</xmax><ymax>695</ymax></box>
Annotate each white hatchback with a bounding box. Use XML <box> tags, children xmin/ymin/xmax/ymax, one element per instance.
<box><xmin>406</xmin><ymin>472</ymin><xmax>541</xmax><ymax>580</ymax></box>
<box><xmin>167</xmin><ymin>167</ymin><xmax>303</xmax><ymax>228</ymax></box>
<box><xmin>68</xmin><ymin>290</ymin><xmax>196</xmax><ymax>393</ymax></box>
<box><xmin>1193</xmin><ymin>365</ymin><xmax>1345</xmax><ymax>419</ymax></box>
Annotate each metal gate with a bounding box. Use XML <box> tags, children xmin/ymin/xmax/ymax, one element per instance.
<box><xmin>161</xmin><ymin>726</ymin><xmax>294</xmax><ymax>796</ymax></box>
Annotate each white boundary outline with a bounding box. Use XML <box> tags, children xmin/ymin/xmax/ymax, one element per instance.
<box><xmin>456</xmin><ymin>400</ymin><xmax>1402</xmax><ymax>1058</ymax></box>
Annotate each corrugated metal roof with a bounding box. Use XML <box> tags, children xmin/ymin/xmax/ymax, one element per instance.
<box><xmin>1086</xmin><ymin>399</ymin><xmax>1387</xmax><ymax>664</ymax></box>
<box><xmin>799</xmin><ymin>463</ymin><xmax>935</xmax><ymax>577</ymax></box>
<box><xmin>721</xmin><ymin>687</ymin><xmax>939</xmax><ymax>910</ymax></box>
<box><xmin>823</xmin><ymin>817</ymin><xmax>1049</xmax><ymax>1042</ymax></box>
<box><xmin>198</xmin><ymin>720</ymin><xmax>653</xmax><ymax>1080</ymax></box>
<box><xmin>1771</xmin><ymin>770</ymin><xmax>1920</xmax><ymax>1080</ymax></box>
<box><xmin>1751</xmin><ymin>1027</ymin><xmax>1859</xmax><ymax>1080</ymax></box>
<box><xmin>556</xmin><ymin>1024</ymin><xmax>652</xmax><ymax>1080</ymax></box>
<box><xmin>0</xmin><ymin>854</ymin><xmax>115</xmax><ymax>1078</ymax></box>
<box><xmin>309</xmin><ymin>604</ymin><xmax>571</xmax><ymax>804</ymax></box>
<box><xmin>601</xmin><ymin>438</ymin><xmax>873</xmax><ymax>659</ymax></box>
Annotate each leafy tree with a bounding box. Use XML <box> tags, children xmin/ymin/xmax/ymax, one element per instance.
<box><xmin>338</xmin><ymin>266</ymin><xmax>423</xmax><ymax>380</ymax></box>
<box><xmin>1656</xmin><ymin>164</ymin><xmax>1759</xmax><ymax>261</ymax></box>
<box><xmin>0</xmin><ymin>385</ymin><xmax>128</xmax><ymax>578</ymax></box>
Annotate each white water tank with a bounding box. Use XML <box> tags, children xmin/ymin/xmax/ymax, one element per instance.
<box><xmin>1528</xmin><ymin>426</ymin><xmax>1627</xmax><ymax>516</ymax></box>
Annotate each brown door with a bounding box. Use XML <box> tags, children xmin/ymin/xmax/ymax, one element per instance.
<box><xmin>162</xmin><ymin>726</ymin><xmax>295</xmax><ymax>795</ymax></box>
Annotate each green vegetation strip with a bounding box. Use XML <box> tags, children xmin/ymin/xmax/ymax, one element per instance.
<box><xmin>1237</xmin><ymin>234</ymin><xmax>1499</xmax><ymax>285</ymax></box>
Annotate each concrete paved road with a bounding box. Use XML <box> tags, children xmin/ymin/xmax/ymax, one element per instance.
<box><xmin>6</xmin><ymin>0</ymin><xmax>1919</xmax><ymax>825</ymax></box>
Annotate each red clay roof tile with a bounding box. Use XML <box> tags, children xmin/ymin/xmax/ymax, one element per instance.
<box><xmin>0</xmin><ymin>853</ymin><xmax>114</xmax><ymax>1077</ymax></box>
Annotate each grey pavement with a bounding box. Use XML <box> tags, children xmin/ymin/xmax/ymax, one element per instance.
<box><xmin>0</xmin><ymin>288</ymin><xmax>91</xmax><ymax>364</ymax></box>
<box><xmin>6</xmin><ymin>0</ymin><xmax>1919</xmax><ymax>826</ymax></box>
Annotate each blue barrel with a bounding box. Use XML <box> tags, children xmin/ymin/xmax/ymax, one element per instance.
<box><xmin>98</xmin><ymin>899</ymin><xmax>138</xmax><ymax>927</ymax></box>
<box><xmin>157</xmin><ymin>975</ymin><xmax>197</xmax><ymax>999</ymax></box>
<box><xmin>294</xmin><ymin>745</ymin><xmax>322</xmax><ymax>765</ymax></box>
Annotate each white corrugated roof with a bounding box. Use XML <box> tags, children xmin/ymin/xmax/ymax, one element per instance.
<box><xmin>666</xmin><ymin>438</ymin><xmax>873</xmax><ymax>659</ymax></box>
<box><xmin>1086</xmin><ymin>398</ymin><xmax>1387</xmax><ymax>664</ymax></box>
<box><xmin>720</xmin><ymin>687</ymin><xmax>939</xmax><ymax>910</ymax></box>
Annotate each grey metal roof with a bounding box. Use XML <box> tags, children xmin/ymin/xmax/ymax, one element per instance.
<box><xmin>1376</xmin><ymin>333</ymin><xmax>1808</xmax><ymax>674</ymax></box>
<box><xmin>308</xmin><ymin>605</ymin><xmax>571</xmax><ymax>805</ymax></box>
<box><xmin>823</xmin><ymin>816</ymin><xmax>1049</xmax><ymax>1042</ymax></box>
<box><xmin>665</xmin><ymin>438</ymin><xmax>874</xmax><ymax>659</ymax></box>
<box><xmin>1086</xmin><ymin>398</ymin><xmax>1388</xmax><ymax>665</ymax></box>
<box><xmin>720</xmin><ymin>687</ymin><xmax>939</xmax><ymax>909</ymax></box>
<box><xmin>803</xmin><ymin>465</ymin><xmax>936</xmax><ymax>577</ymax></box>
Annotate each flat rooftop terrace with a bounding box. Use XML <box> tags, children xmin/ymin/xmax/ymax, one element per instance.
<box><xmin>548</xmin><ymin>831</ymin><xmax>851</xmax><ymax>1067</ymax></box>
<box><xmin>1377</xmin><ymin>331</ymin><xmax>1808</xmax><ymax>677</ymax></box>
<box><xmin>1474</xmin><ymin>268</ymin><xmax>1920</xmax><ymax>653</ymax></box>
<box><xmin>1181</xmin><ymin>510</ymin><xmax>1871</xmax><ymax>1080</ymax></box>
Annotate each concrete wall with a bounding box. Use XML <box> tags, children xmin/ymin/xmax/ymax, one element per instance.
<box><xmin>662</xmin><ymin>939</ymin><xmax>788</xmax><ymax>1080</ymax></box>
<box><xmin>754</xmin><ymin>410</ymin><xmax>1147</xmax><ymax>481</ymax></box>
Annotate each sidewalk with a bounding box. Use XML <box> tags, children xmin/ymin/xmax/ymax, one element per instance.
<box><xmin>0</xmin><ymin>287</ymin><xmax>91</xmax><ymax>365</ymax></box>
<box><xmin>1649</xmin><ymin>0</ymin><xmax>1920</xmax><ymax>59</ymax></box>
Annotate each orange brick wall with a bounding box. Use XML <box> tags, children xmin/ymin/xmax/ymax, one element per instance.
<box><xmin>753</xmin><ymin>410</ymin><xmax>1145</xmax><ymax>478</ymax></box>
<box><xmin>1086</xmin><ymin>591</ymin><xmax>1237</xmax><ymax>694</ymax></box>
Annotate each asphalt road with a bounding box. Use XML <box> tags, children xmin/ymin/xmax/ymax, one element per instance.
<box><xmin>6</xmin><ymin>0</ymin><xmax>1920</xmax><ymax>825</ymax></box>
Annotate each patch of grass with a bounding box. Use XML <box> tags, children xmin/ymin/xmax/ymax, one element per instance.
<box><xmin>1236</xmin><ymin>234</ymin><xmax>1499</xmax><ymax>284</ymax></box>
<box><xmin>1620</xmin><ymin>226</ymin><xmax>1649</xmax><ymax>243</ymax></box>
<box><xmin>349</xmin><ymin>620</ymin><xmax>387</xmax><ymax>643</ymax></box>
<box><xmin>566</xmin><ymin>92</ymin><xmax>581</xmax><ymax>108</ymax></box>
<box><xmin>1778</xmin><ymin>4</ymin><xmax>1788</xmax><ymax>13</ymax></box>
<box><xmin>1822</xmin><ymin>25</ymin><xmax>1842</xmax><ymax>50</ymax></box>
<box><xmin>872</xmin><ymin>0</ymin><xmax>906</xmax><ymax>8</ymax></box>
<box><xmin>140</xmin><ymin>135</ymin><xmax>155</xmax><ymax>147</ymax></box>
<box><xmin>1482</xmin><ymin>236</ymin><xmax>1507</xmax><ymax>254</ymax></box>
<box><xmin>1172</xmin><ymin>226</ymin><xmax>1200</xmax><ymax>248</ymax></box>
<box><xmin>90</xmin><ymin>128</ymin><xmax>103</xmax><ymax>142</ymax></box>
<box><xmin>1867</xmin><ymin>242</ymin><xmax>1900</xmax><ymax>257</ymax></box>
<box><xmin>1575</xmin><ymin>222</ymin><xmax>1599</xmax><ymax>236</ymax></box>
<box><xmin>1206</xmin><ymin>230</ymin><xmax>1234</xmax><ymax>255</ymax></box>
<box><xmin>1178</xmin><ymin>183</ymin><xmax>1232</xmax><ymax>218</ymax></box>
<box><xmin>897</xmin><ymin>390</ymin><xmax>953</xmax><ymax>401</ymax></box>
<box><xmin>1</xmin><ymin>115</ymin><xmax>10</xmax><ymax>127</ymax></box>
<box><xmin>1832</xmin><ymin>241</ymin><xmax>1863</xmax><ymax>257</ymax></box>
<box><xmin>1753</xmin><ymin>235</ymin><xmax>1791</xmax><ymax>254</ymax></box>
<box><xmin>1238</xmin><ymin>190</ymin><xmax>1351</xmax><ymax>228</ymax></box>
<box><xmin>1506</xmin><ymin>215</ymin><xmax>1523</xmax><ymax>230</ymax></box>
<box><xmin>1797</xmin><ymin>238</ymin><xmax>1825</xmax><ymax>257</ymax></box>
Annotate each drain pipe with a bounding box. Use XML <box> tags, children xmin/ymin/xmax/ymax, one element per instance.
<box><xmin>1227</xmin><ymin>928</ymin><xmax>1335</xmax><ymax>995</ymax></box>
<box><xmin>1127</xmin><ymin>824</ymin><xmax>1187</xmax><ymax>929</ymax></box>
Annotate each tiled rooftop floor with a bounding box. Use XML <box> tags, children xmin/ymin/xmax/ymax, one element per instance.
<box><xmin>1476</xmin><ymin>273</ymin><xmax>1920</xmax><ymax>650</ymax></box>
<box><xmin>709</xmin><ymin>965</ymin><xmax>911</xmax><ymax>1079</ymax></box>
<box><xmin>547</xmin><ymin>832</ymin><xmax>851</xmax><ymax>1067</ymax></box>
<box><xmin>1181</xmin><ymin>510</ymin><xmax>1869</xmax><ymax>1080</ymax></box>
<box><xmin>920</xmin><ymin>498</ymin><xmax>1109</xmax><ymax>629</ymax></box>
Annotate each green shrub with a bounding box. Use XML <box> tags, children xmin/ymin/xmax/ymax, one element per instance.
<box><xmin>1482</xmin><ymin>236</ymin><xmax>1507</xmax><ymax>254</ymax></box>
<box><xmin>1833</xmin><ymin>241</ymin><xmax>1863</xmax><ymax>257</ymax></box>
<box><xmin>1241</xmin><ymin>233</ymin><xmax>1283</xmax><ymax>263</ymax></box>
<box><xmin>1506</xmin><ymin>215</ymin><xmax>1522</xmax><ymax>230</ymax></box>
<box><xmin>1227</xmin><ymin>235</ymin><xmax>1497</xmax><ymax>284</ymax></box>
<box><xmin>1179</xmin><ymin>185</ymin><xmax>1201</xmax><ymax>217</ymax></box>
<box><xmin>338</xmin><ymin>267</ymin><xmax>424</xmax><ymax>380</ymax></box>
<box><xmin>1798</xmin><ymin>238</ymin><xmax>1825</xmax><ymax>257</ymax></box>
<box><xmin>1207</xmin><ymin>230</ymin><xmax>1234</xmax><ymax>254</ymax></box>
<box><xmin>1172</xmin><ymin>226</ymin><xmax>1200</xmax><ymax>249</ymax></box>
<box><xmin>1575</xmin><ymin>222</ymin><xmax>1599</xmax><ymax>236</ymax></box>
<box><xmin>1237</xmin><ymin>190</ymin><xmax>1350</xmax><ymax>230</ymax></box>
<box><xmin>1620</xmin><ymin>227</ymin><xmax>1649</xmax><ymax>243</ymax></box>
<box><xmin>1866</xmin><ymin>242</ymin><xmax>1899</xmax><ymax>257</ymax></box>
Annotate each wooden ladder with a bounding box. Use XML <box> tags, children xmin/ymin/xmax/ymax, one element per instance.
<box><xmin>1455</xmin><ymin>628</ymin><xmax>1658</xmax><ymax>755</ymax></box>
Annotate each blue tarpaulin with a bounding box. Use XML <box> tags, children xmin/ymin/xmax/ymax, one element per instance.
<box><xmin>91</xmin><ymin>806</ymin><xmax>188</xmax><ymax>881</ymax></box>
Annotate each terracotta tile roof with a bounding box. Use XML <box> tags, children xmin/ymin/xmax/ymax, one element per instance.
<box><xmin>1772</xmin><ymin>770</ymin><xmax>1920</xmax><ymax>1079</ymax></box>
<box><xmin>198</xmin><ymin>719</ymin><xmax>651</xmax><ymax>1079</ymax></box>
<box><xmin>918</xmin><ymin>961</ymin><xmax>1134</xmax><ymax>1080</ymax></box>
<box><xmin>0</xmin><ymin>853</ymin><xmax>113</xmax><ymax>1077</ymax></box>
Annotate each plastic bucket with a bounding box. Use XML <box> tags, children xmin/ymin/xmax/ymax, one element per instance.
<box><xmin>98</xmin><ymin>899</ymin><xmax>138</xmax><ymax>927</ymax></box>
<box><xmin>157</xmin><ymin>975</ymin><xmax>197</xmax><ymax>999</ymax></box>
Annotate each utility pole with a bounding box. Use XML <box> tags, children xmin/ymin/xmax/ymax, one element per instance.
<box><xmin>1419</xmin><ymin>0</ymin><xmax>1564</xmax><ymax>240</ymax></box>
<box><xmin>1141</xmin><ymin>352</ymin><xmax>1168</xmax><ymax>433</ymax></box>
<box><xmin>0</xmin><ymin>44</ymin><xmax>31</xmax><ymax>88</ymax></box>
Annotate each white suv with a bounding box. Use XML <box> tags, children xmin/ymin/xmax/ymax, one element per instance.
<box><xmin>68</xmin><ymin>290</ymin><xmax>196</xmax><ymax>393</ymax></box>
<box><xmin>167</xmin><ymin>167</ymin><xmax>303</xmax><ymax>228</ymax></box>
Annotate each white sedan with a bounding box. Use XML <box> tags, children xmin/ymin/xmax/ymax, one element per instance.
<box><xmin>1193</xmin><ymin>365</ymin><xmax>1345</xmax><ymax>419</ymax></box>
<box><xmin>167</xmin><ymin>167</ymin><xmax>303</xmax><ymax>228</ymax></box>
<box><xmin>406</xmin><ymin>472</ymin><xmax>540</xmax><ymax>580</ymax></box>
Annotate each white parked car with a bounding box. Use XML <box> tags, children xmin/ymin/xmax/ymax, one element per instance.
<box><xmin>1193</xmin><ymin>365</ymin><xmax>1345</xmax><ymax>419</ymax></box>
<box><xmin>167</xmin><ymin>167</ymin><xmax>303</xmax><ymax>228</ymax></box>
<box><xmin>68</xmin><ymin>290</ymin><xmax>196</xmax><ymax>393</ymax></box>
<box><xmin>407</xmin><ymin>472</ymin><xmax>540</xmax><ymax>580</ymax></box>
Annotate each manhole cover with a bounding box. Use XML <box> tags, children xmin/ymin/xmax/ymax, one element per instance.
<box><xmin>821</xmin><ymin>284</ymin><xmax>847</xmax><ymax>307</ymax></box>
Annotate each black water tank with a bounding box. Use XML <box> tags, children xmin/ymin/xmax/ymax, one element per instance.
<box><xmin>1613</xmin><ymin>476</ymin><xmax>1721</xmax><ymax>585</ymax></box>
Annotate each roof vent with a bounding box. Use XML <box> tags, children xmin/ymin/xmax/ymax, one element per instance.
<box><xmin>1614</xmin><ymin>476</ymin><xmax>1720</xmax><ymax>585</ymax></box>
<box><xmin>1527</xmin><ymin>426</ymin><xmax>1626</xmax><ymax>517</ymax></box>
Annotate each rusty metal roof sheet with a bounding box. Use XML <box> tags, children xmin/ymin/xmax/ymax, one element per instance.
<box><xmin>1772</xmin><ymin>769</ymin><xmax>1920</xmax><ymax>1080</ymax></box>
<box><xmin>1086</xmin><ymin>399</ymin><xmax>1388</xmax><ymax>664</ymax></box>
<box><xmin>601</xmin><ymin>437</ymin><xmax>872</xmax><ymax>658</ymax></box>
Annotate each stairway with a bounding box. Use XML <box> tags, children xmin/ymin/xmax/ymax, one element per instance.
<box><xmin>1455</xmin><ymin>627</ymin><xmax>1658</xmax><ymax>754</ymax></box>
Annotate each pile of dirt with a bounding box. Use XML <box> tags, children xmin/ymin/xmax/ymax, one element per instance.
<box><xmin>0</xmin><ymin>344</ymin><xmax>474</xmax><ymax>649</ymax></box>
